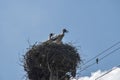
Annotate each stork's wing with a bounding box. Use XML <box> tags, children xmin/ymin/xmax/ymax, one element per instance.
<box><xmin>51</xmin><ymin>35</ymin><xmax>59</xmax><ymax>41</ymax></box>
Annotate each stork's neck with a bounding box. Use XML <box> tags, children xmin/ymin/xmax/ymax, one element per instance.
<box><xmin>49</xmin><ymin>35</ymin><xmax>52</xmax><ymax>40</ymax></box>
<box><xmin>62</xmin><ymin>31</ymin><xmax>65</xmax><ymax>35</ymax></box>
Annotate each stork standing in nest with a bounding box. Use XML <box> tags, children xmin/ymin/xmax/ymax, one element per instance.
<box><xmin>44</xmin><ymin>33</ymin><xmax>55</xmax><ymax>44</ymax></box>
<box><xmin>54</xmin><ymin>29</ymin><xmax>68</xmax><ymax>44</ymax></box>
<box><xmin>49</xmin><ymin>33</ymin><xmax>54</xmax><ymax>40</ymax></box>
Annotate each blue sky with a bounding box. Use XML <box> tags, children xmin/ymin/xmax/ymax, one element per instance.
<box><xmin>0</xmin><ymin>0</ymin><xmax>120</xmax><ymax>80</ymax></box>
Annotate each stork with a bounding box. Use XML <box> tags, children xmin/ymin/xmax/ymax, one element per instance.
<box><xmin>54</xmin><ymin>29</ymin><xmax>68</xmax><ymax>44</ymax></box>
<box><xmin>49</xmin><ymin>33</ymin><xmax>54</xmax><ymax>40</ymax></box>
<box><xmin>44</xmin><ymin>33</ymin><xmax>55</xmax><ymax>44</ymax></box>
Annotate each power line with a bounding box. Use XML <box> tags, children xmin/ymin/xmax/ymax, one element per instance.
<box><xmin>95</xmin><ymin>64</ymin><xmax>120</xmax><ymax>80</ymax></box>
<box><xmin>80</xmin><ymin>47</ymin><xmax>120</xmax><ymax>72</ymax></box>
<box><xmin>99</xmin><ymin>47</ymin><xmax>120</xmax><ymax>61</ymax></box>
<box><xmin>80</xmin><ymin>62</ymin><xmax>96</xmax><ymax>72</ymax></box>
<box><xmin>82</xmin><ymin>41</ymin><xmax>120</xmax><ymax>66</ymax></box>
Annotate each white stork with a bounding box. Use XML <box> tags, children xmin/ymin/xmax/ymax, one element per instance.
<box><xmin>49</xmin><ymin>33</ymin><xmax>54</xmax><ymax>40</ymax></box>
<box><xmin>54</xmin><ymin>29</ymin><xmax>68</xmax><ymax>44</ymax></box>
<box><xmin>44</xmin><ymin>33</ymin><xmax>55</xmax><ymax>44</ymax></box>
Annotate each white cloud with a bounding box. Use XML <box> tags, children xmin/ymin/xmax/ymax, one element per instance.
<box><xmin>72</xmin><ymin>67</ymin><xmax>120</xmax><ymax>80</ymax></box>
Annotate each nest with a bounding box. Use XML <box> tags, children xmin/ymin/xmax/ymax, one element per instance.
<box><xmin>23</xmin><ymin>42</ymin><xmax>81</xmax><ymax>80</ymax></box>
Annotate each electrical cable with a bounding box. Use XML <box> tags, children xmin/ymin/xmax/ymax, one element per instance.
<box><xmin>82</xmin><ymin>41</ymin><xmax>120</xmax><ymax>66</ymax></box>
<box><xmin>80</xmin><ymin>47</ymin><xmax>120</xmax><ymax>72</ymax></box>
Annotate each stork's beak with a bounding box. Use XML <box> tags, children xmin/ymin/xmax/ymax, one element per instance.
<box><xmin>66</xmin><ymin>30</ymin><xmax>69</xmax><ymax>33</ymax></box>
<box><xmin>52</xmin><ymin>33</ymin><xmax>55</xmax><ymax>35</ymax></box>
